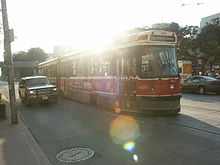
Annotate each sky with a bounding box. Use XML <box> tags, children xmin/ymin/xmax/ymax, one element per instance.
<box><xmin>0</xmin><ymin>0</ymin><xmax>219</xmax><ymax>61</ymax></box>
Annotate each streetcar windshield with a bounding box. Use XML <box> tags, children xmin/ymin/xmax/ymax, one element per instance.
<box><xmin>26</xmin><ymin>78</ymin><xmax>51</xmax><ymax>87</ymax></box>
<box><xmin>140</xmin><ymin>46</ymin><xmax>179</xmax><ymax>78</ymax></box>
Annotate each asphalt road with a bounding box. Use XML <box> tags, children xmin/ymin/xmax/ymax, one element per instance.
<box><xmin>1</xmin><ymin>81</ymin><xmax>220</xmax><ymax>165</ymax></box>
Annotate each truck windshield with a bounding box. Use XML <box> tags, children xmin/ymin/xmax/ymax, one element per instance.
<box><xmin>140</xmin><ymin>46</ymin><xmax>179</xmax><ymax>78</ymax></box>
<box><xmin>26</xmin><ymin>78</ymin><xmax>50</xmax><ymax>87</ymax></box>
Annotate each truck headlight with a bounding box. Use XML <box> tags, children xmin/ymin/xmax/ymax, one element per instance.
<box><xmin>53</xmin><ymin>88</ymin><xmax>57</xmax><ymax>91</ymax></box>
<box><xmin>29</xmin><ymin>90</ymin><xmax>36</xmax><ymax>95</ymax></box>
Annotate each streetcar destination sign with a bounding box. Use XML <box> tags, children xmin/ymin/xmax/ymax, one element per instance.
<box><xmin>150</xmin><ymin>35</ymin><xmax>176</xmax><ymax>42</ymax></box>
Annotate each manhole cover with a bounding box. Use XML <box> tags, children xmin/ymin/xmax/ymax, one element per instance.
<box><xmin>56</xmin><ymin>147</ymin><xmax>94</xmax><ymax>163</ymax></box>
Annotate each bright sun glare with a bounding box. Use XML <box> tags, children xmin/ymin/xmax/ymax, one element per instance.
<box><xmin>7</xmin><ymin>0</ymin><xmax>220</xmax><ymax>55</ymax></box>
<box><xmin>66</xmin><ymin>28</ymin><xmax>115</xmax><ymax>50</ymax></box>
<box><xmin>53</xmin><ymin>0</ymin><xmax>127</xmax><ymax>50</ymax></box>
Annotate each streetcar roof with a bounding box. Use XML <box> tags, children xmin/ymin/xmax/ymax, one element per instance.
<box><xmin>115</xmin><ymin>30</ymin><xmax>176</xmax><ymax>44</ymax></box>
<box><xmin>39</xmin><ymin>29</ymin><xmax>177</xmax><ymax>64</ymax></box>
<box><xmin>38</xmin><ymin>57</ymin><xmax>60</xmax><ymax>67</ymax></box>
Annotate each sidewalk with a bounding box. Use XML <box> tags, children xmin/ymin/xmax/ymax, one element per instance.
<box><xmin>0</xmin><ymin>92</ymin><xmax>51</xmax><ymax>165</ymax></box>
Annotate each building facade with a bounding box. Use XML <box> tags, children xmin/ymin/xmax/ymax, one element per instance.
<box><xmin>200</xmin><ymin>12</ymin><xmax>220</xmax><ymax>29</ymax></box>
<box><xmin>196</xmin><ymin>13</ymin><xmax>220</xmax><ymax>75</ymax></box>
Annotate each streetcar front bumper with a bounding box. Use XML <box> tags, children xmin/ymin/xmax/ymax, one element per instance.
<box><xmin>137</xmin><ymin>95</ymin><xmax>181</xmax><ymax>114</ymax></box>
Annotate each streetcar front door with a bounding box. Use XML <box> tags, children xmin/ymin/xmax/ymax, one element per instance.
<box><xmin>127</xmin><ymin>57</ymin><xmax>137</xmax><ymax>112</ymax></box>
<box><xmin>116</xmin><ymin>53</ymin><xmax>137</xmax><ymax>112</ymax></box>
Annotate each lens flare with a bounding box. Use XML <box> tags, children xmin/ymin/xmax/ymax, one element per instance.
<box><xmin>109</xmin><ymin>115</ymin><xmax>140</xmax><ymax>145</ymax></box>
<box><xmin>123</xmin><ymin>141</ymin><xmax>135</xmax><ymax>152</ymax></box>
<box><xmin>133</xmin><ymin>154</ymin><xmax>138</xmax><ymax>162</ymax></box>
<box><xmin>115</xmin><ymin>108</ymin><xmax>121</xmax><ymax>114</ymax></box>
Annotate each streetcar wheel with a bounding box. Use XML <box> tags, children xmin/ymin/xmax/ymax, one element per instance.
<box><xmin>198</xmin><ymin>86</ymin><xmax>205</xmax><ymax>95</ymax></box>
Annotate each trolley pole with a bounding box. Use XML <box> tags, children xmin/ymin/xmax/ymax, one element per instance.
<box><xmin>1</xmin><ymin>0</ymin><xmax>18</xmax><ymax>124</ymax></box>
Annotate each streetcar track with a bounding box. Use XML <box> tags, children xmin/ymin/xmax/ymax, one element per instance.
<box><xmin>181</xmin><ymin>105</ymin><xmax>220</xmax><ymax>113</ymax></box>
<box><xmin>156</xmin><ymin>119</ymin><xmax>220</xmax><ymax>136</ymax></box>
<box><xmin>140</xmin><ymin>116</ymin><xmax>220</xmax><ymax>136</ymax></box>
<box><xmin>106</xmin><ymin>111</ymin><xmax>220</xmax><ymax>136</ymax></box>
<box><xmin>192</xmin><ymin>115</ymin><xmax>220</xmax><ymax>123</ymax></box>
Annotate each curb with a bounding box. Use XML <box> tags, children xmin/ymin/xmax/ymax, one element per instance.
<box><xmin>17</xmin><ymin>112</ymin><xmax>52</xmax><ymax>165</ymax></box>
<box><xmin>0</xmin><ymin>88</ymin><xmax>52</xmax><ymax>165</ymax></box>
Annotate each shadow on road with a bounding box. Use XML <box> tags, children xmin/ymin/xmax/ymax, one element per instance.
<box><xmin>16</xmin><ymin>98</ymin><xmax>220</xmax><ymax>165</ymax></box>
<box><xmin>181</xmin><ymin>93</ymin><xmax>220</xmax><ymax>103</ymax></box>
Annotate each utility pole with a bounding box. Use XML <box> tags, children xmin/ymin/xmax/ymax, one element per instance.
<box><xmin>1</xmin><ymin>0</ymin><xmax>18</xmax><ymax>124</ymax></box>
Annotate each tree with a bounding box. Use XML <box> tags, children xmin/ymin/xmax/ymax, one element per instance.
<box><xmin>195</xmin><ymin>18</ymin><xmax>220</xmax><ymax>72</ymax></box>
<box><xmin>177</xmin><ymin>25</ymin><xmax>199</xmax><ymax>60</ymax></box>
<box><xmin>13</xmin><ymin>47</ymin><xmax>49</xmax><ymax>61</ymax></box>
<box><xmin>13</xmin><ymin>51</ymin><xmax>28</xmax><ymax>61</ymax></box>
<box><xmin>151</xmin><ymin>22</ymin><xmax>199</xmax><ymax>60</ymax></box>
<box><xmin>27</xmin><ymin>47</ymin><xmax>49</xmax><ymax>61</ymax></box>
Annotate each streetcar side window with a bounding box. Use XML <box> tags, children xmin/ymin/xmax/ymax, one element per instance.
<box><xmin>72</xmin><ymin>60</ymin><xmax>78</xmax><ymax>76</ymax></box>
<box><xmin>77</xmin><ymin>57</ymin><xmax>88</xmax><ymax>77</ymax></box>
<box><xmin>102</xmin><ymin>58</ymin><xmax>111</xmax><ymax>76</ymax></box>
<box><xmin>126</xmin><ymin>58</ymin><xmax>131</xmax><ymax>76</ymax></box>
<box><xmin>66</xmin><ymin>61</ymin><xmax>73</xmax><ymax>77</ymax></box>
<box><xmin>60</xmin><ymin>62</ymin><xmax>65</xmax><ymax>77</ymax></box>
<box><xmin>116</xmin><ymin>59</ymin><xmax>120</xmax><ymax>77</ymax></box>
<box><xmin>49</xmin><ymin>65</ymin><xmax>56</xmax><ymax>77</ymax></box>
<box><xmin>45</xmin><ymin>67</ymin><xmax>48</xmax><ymax>76</ymax></box>
<box><xmin>89</xmin><ymin>53</ymin><xmax>114</xmax><ymax>77</ymax></box>
<box><xmin>89</xmin><ymin>58</ymin><xmax>94</xmax><ymax>75</ymax></box>
<box><xmin>121</xmin><ymin>58</ymin><xmax>125</xmax><ymax>77</ymax></box>
<box><xmin>90</xmin><ymin>57</ymin><xmax>101</xmax><ymax>76</ymax></box>
<box><xmin>132</xmin><ymin>57</ymin><xmax>137</xmax><ymax>76</ymax></box>
<box><xmin>39</xmin><ymin>68</ymin><xmax>43</xmax><ymax>76</ymax></box>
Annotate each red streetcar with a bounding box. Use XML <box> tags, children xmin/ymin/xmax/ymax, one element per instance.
<box><xmin>39</xmin><ymin>30</ymin><xmax>181</xmax><ymax>114</ymax></box>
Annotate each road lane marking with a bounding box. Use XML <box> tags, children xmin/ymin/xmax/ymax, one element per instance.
<box><xmin>182</xmin><ymin>105</ymin><xmax>220</xmax><ymax>113</ymax></box>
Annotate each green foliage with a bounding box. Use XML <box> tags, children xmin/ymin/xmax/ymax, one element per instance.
<box><xmin>13</xmin><ymin>48</ymin><xmax>49</xmax><ymax>61</ymax></box>
<box><xmin>151</xmin><ymin>22</ymin><xmax>180</xmax><ymax>34</ymax></box>
<box><xmin>151</xmin><ymin>22</ymin><xmax>199</xmax><ymax>60</ymax></box>
<box><xmin>13</xmin><ymin>51</ymin><xmax>28</xmax><ymax>61</ymax></box>
<box><xmin>196</xmin><ymin>18</ymin><xmax>220</xmax><ymax>64</ymax></box>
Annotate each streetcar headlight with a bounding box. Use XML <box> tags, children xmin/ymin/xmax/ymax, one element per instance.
<box><xmin>53</xmin><ymin>88</ymin><xmax>57</xmax><ymax>91</ymax></box>
<box><xmin>170</xmin><ymin>83</ymin><xmax>175</xmax><ymax>89</ymax></box>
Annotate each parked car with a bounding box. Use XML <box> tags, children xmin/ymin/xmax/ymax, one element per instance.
<box><xmin>18</xmin><ymin>76</ymin><xmax>58</xmax><ymax>105</ymax></box>
<box><xmin>181</xmin><ymin>76</ymin><xmax>220</xmax><ymax>95</ymax></box>
<box><xmin>216</xmin><ymin>75</ymin><xmax>220</xmax><ymax>80</ymax></box>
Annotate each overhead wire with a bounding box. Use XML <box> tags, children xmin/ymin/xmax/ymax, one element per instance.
<box><xmin>157</xmin><ymin>0</ymin><xmax>220</xmax><ymax>7</ymax></box>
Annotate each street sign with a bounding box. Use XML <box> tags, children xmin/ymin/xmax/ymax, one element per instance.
<box><xmin>9</xmin><ymin>29</ymin><xmax>14</xmax><ymax>42</ymax></box>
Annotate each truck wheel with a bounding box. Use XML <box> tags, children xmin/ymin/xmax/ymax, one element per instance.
<box><xmin>25</xmin><ymin>95</ymin><xmax>31</xmax><ymax>106</ymax></box>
